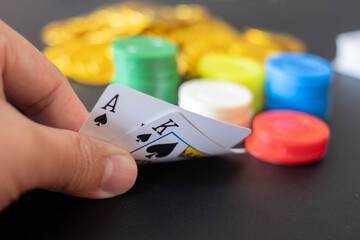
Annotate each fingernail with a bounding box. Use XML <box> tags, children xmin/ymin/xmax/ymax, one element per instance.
<box><xmin>101</xmin><ymin>155</ymin><xmax>137</xmax><ymax>195</ymax></box>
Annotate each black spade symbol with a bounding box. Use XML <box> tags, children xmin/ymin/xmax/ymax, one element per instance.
<box><xmin>94</xmin><ymin>114</ymin><xmax>107</xmax><ymax>126</ymax></box>
<box><xmin>145</xmin><ymin>143</ymin><xmax>178</xmax><ymax>159</ymax></box>
<box><xmin>136</xmin><ymin>134</ymin><xmax>152</xmax><ymax>142</ymax></box>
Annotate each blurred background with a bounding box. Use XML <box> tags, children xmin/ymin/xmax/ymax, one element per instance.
<box><xmin>2</xmin><ymin>0</ymin><xmax>359</xmax><ymax>60</ymax></box>
<box><xmin>2</xmin><ymin>0</ymin><xmax>359</xmax><ymax>117</ymax></box>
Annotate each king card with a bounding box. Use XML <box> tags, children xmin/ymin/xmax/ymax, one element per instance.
<box><xmin>112</xmin><ymin>112</ymin><xmax>245</xmax><ymax>161</ymax></box>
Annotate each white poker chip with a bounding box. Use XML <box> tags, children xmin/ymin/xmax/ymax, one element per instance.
<box><xmin>178</xmin><ymin>79</ymin><xmax>254</xmax><ymax>127</ymax></box>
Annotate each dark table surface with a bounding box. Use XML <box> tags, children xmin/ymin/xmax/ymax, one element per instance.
<box><xmin>1</xmin><ymin>0</ymin><xmax>360</xmax><ymax>239</ymax></box>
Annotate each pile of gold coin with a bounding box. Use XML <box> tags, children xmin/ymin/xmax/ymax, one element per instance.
<box><xmin>41</xmin><ymin>1</ymin><xmax>306</xmax><ymax>85</ymax></box>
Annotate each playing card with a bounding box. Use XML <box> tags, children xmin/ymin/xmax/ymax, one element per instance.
<box><xmin>79</xmin><ymin>86</ymin><xmax>123</xmax><ymax>142</ymax></box>
<box><xmin>126</xmin><ymin>133</ymin><xmax>188</xmax><ymax>162</ymax></box>
<box><xmin>112</xmin><ymin>112</ymin><xmax>246</xmax><ymax>161</ymax></box>
<box><xmin>112</xmin><ymin>112</ymin><xmax>181</xmax><ymax>150</ymax></box>
<box><xmin>80</xmin><ymin>84</ymin><xmax>251</xmax><ymax>148</ymax></box>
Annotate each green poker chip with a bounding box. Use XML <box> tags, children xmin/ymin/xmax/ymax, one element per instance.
<box><xmin>112</xmin><ymin>35</ymin><xmax>180</xmax><ymax>104</ymax></box>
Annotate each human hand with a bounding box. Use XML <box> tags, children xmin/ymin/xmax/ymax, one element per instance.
<box><xmin>0</xmin><ymin>21</ymin><xmax>137</xmax><ymax>211</ymax></box>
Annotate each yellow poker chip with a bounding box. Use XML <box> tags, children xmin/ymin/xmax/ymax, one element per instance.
<box><xmin>197</xmin><ymin>54</ymin><xmax>265</xmax><ymax>113</ymax></box>
<box><xmin>197</xmin><ymin>54</ymin><xmax>264</xmax><ymax>84</ymax></box>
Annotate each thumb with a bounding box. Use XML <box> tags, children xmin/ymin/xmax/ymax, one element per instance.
<box><xmin>30</xmin><ymin>124</ymin><xmax>138</xmax><ymax>198</ymax></box>
<box><xmin>0</xmin><ymin>100</ymin><xmax>137</xmax><ymax>210</ymax></box>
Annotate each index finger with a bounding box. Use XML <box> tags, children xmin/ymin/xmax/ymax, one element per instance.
<box><xmin>0</xmin><ymin>20</ymin><xmax>88</xmax><ymax>131</ymax></box>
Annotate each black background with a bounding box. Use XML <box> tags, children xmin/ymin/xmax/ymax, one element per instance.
<box><xmin>1</xmin><ymin>0</ymin><xmax>360</xmax><ymax>239</ymax></box>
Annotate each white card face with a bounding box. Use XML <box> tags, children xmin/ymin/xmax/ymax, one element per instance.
<box><xmin>79</xmin><ymin>84</ymin><xmax>125</xmax><ymax>142</ymax></box>
<box><xmin>79</xmin><ymin>84</ymin><xmax>251</xmax><ymax>147</ymax></box>
<box><xmin>112</xmin><ymin>112</ymin><xmax>240</xmax><ymax>161</ymax></box>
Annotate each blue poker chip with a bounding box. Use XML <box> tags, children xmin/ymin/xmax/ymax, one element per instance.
<box><xmin>265</xmin><ymin>53</ymin><xmax>333</xmax><ymax>86</ymax></box>
<box><xmin>265</xmin><ymin>53</ymin><xmax>333</xmax><ymax>120</ymax></box>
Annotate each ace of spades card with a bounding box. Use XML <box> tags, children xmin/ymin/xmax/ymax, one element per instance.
<box><xmin>80</xmin><ymin>91</ymin><xmax>121</xmax><ymax>142</ymax></box>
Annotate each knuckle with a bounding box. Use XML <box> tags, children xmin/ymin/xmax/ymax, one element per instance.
<box><xmin>74</xmin><ymin>133</ymin><xmax>95</xmax><ymax>168</ymax></box>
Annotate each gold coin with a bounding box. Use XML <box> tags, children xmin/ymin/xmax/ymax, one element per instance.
<box><xmin>174</xmin><ymin>4</ymin><xmax>209</xmax><ymax>24</ymax></box>
<box><xmin>43</xmin><ymin>43</ymin><xmax>77</xmax><ymax>76</ymax></box>
<box><xmin>41</xmin><ymin>4</ymin><xmax>153</xmax><ymax>46</ymax></box>
<box><xmin>41</xmin><ymin>3</ymin><xmax>307</xmax><ymax>85</ymax></box>
<box><xmin>68</xmin><ymin>43</ymin><xmax>114</xmax><ymax>85</ymax></box>
<box><xmin>243</xmin><ymin>28</ymin><xmax>306</xmax><ymax>52</ymax></box>
<box><xmin>166</xmin><ymin>19</ymin><xmax>240</xmax><ymax>78</ymax></box>
<box><xmin>235</xmin><ymin>38</ymin><xmax>283</xmax><ymax>62</ymax></box>
<box><xmin>44</xmin><ymin>40</ymin><xmax>114</xmax><ymax>85</ymax></box>
<box><xmin>41</xmin><ymin>3</ymin><xmax>240</xmax><ymax>81</ymax></box>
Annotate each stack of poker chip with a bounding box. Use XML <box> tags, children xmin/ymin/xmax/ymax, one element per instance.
<box><xmin>112</xmin><ymin>36</ymin><xmax>180</xmax><ymax>104</ymax></box>
<box><xmin>197</xmin><ymin>55</ymin><xmax>265</xmax><ymax>113</ymax></box>
<box><xmin>265</xmin><ymin>53</ymin><xmax>333</xmax><ymax>120</ymax></box>
<box><xmin>178</xmin><ymin>79</ymin><xmax>254</xmax><ymax>127</ymax></box>
<box><xmin>246</xmin><ymin>110</ymin><xmax>330</xmax><ymax>166</ymax></box>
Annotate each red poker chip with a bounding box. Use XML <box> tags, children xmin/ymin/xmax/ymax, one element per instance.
<box><xmin>245</xmin><ymin>110</ymin><xmax>330</xmax><ymax>166</ymax></box>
